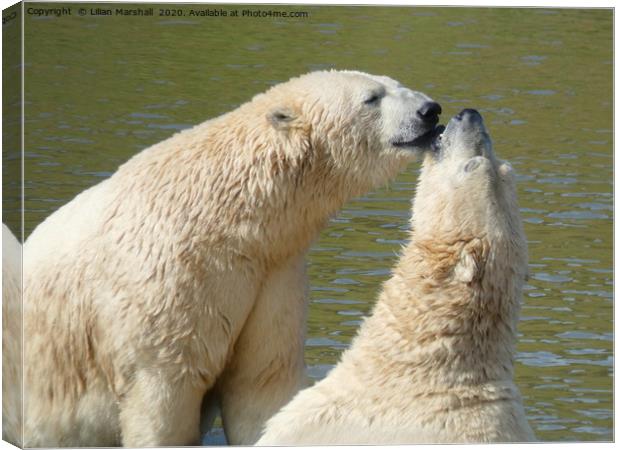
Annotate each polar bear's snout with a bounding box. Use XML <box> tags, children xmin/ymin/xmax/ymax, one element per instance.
<box><xmin>390</xmin><ymin>99</ymin><xmax>444</xmax><ymax>150</ymax></box>
<box><xmin>432</xmin><ymin>108</ymin><xmax>494</xmax><ymax>162</ymax></box>
<box><xmin>455</xmin><ymin>108</ymin><xmax>483</xmax><ymax>124</ymax></box>
<box><xmin>416</xmin><ymin>101</ymin><xmax>442</xmax><ymax>126</ymax></box>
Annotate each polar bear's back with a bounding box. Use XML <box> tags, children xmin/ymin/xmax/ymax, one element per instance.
<box><xmin>258</xmin><ymin>371</ymin><xmax>535</xmax><ymax>445</ymax></box>
<box><xmin>24</xmin><ymin>179</ymin><xmax>112</xmax><ymax>271</ymax></box>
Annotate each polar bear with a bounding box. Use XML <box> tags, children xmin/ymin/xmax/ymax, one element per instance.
<box><xmin>2</xmin><ymin>224</ymin><xmax>22</xmax><ymax>447</ymax></box>
<box><xmin>21</xmin><ymin>70</ymin><xmax>443</xmax><ymax>447</ymax></box>
<box><xmin>257</xmin><ymin>109</ymin><xmax>535</xmax><ymax>445</ymax></box>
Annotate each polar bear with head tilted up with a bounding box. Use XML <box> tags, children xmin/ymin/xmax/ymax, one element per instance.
<box><xmin>257</xmin><ymin>109</ymin><xmax>535</xmax><ymax>445</ymax></box>
<box><xmin>21</xmin><ymin>70</ymin><xmax>443</xmax><ymax>447</ymax></box>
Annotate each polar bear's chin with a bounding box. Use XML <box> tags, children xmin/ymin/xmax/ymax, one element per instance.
<box><xmin>391</xmin><ymin>124</ymin><xmax>445</xmax><ymax>152</ymax></box>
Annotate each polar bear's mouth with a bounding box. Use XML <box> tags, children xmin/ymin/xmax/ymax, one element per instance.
<box><xmin>392</xmin><ymin>124</ymin><xmax>445</xmax><ymax>150</ymax></box>
<box><xmin>431</xmin><ymin>128</ymin><xmax>445</xmax><ymax>152</ymax></box>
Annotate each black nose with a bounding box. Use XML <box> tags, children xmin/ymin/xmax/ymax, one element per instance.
<box><xmin>456</xmin><ymin>108</ymin><xmax>482</xmax><ymax>123</ymax></box>
<box><xmin>417</xmin><ymin>101</ymin><xmax>442</xmax><ymax>124</ymax></box>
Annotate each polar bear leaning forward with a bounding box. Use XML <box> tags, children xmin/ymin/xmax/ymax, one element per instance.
<box><xmin>21</xmin><ymin>70</ymin><xmax>443</xmax><ymax>447</ymax></box>
<box><xmin>257</xmin><ymin>109</ymin><xmax>535</xmax><ymax>444</ymax></box>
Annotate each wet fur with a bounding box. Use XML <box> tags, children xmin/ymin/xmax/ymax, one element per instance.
<box><xmin>258</xmin><ymin>124</ymin><xmax>535</xmax><ymax>445</ymax></box>
<box><xmin>20</xmin><ymin>70</ymin><xmax>432</xmax><ymax>446</ymax></box>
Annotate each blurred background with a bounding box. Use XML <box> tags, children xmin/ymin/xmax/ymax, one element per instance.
<box><xmin>6</xmin><ymin>4</ymin><xmax>613</xmax><ymax>443</ymax></box>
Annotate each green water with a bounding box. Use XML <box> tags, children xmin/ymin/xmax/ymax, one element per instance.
<box><xmin>8</xmin><ymin>4</ymin><xmax>612</xmax><ymax>443</ymax></box>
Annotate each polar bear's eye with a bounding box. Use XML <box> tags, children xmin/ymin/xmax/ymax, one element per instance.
<box><xmin>363</xmin><ymin>92</ymin><xmax>384</xmax><ymax>105</ymax></box>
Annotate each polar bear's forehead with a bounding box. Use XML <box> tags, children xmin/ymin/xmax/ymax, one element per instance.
<box><xmin>337</xmin><ymin>70</ymin><xmax>401</xmax><ymax>88</ymax></box>
<box><xmin>290</xmin><ymin>70</ymin><xmax>402</xmax><ymax>93</ymax></box>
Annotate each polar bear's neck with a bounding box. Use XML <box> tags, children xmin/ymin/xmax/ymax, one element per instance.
<box><xmin>103</xmin><ymin>117</ymin><xmax>353</xmax><ymax>267</ymax></box>
<box><xmin>346</xmin><ymin>233</ymin><xmax>526</xmax><ymax>394</ymax></box>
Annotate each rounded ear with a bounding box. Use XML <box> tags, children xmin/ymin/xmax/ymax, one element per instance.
<box><xmin>267</xmin><ymin>107</ymin><xmax>297</xmax><ymax>129</ymax></box>
<box><xmin>498</xmin><ymin>160</ymin><xmax>513</xmax><ymax>174</ymax></box>
<box><xmin>454</xmin><ymin>238</ymin><xmax>488</xmax><ymax>283</ymax></box>
<box><xmin>498</xmin><ymin>161</ymin><xmax>515</xmax><ymax>178</ymax></box>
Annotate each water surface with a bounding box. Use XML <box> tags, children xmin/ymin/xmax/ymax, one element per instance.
<box><xmin>8</xmin><ymin>5</ymin><xmax>613</xmax><ymax>443</ymax></box>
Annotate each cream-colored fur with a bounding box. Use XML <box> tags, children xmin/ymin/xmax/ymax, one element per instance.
<box><xmin>21</xmin><ymin>70</ymin><xmax>439</xmax><ymax>447</ymax></box>
<box><xmin>3</xmin><ymin>224</ymin><xmax>22</xmax><ymax>447</ymax></box>
<box><xmin>257</xmin><ymin>109</ymin><xmax>535</xmax><ymax>445</ymax></box>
